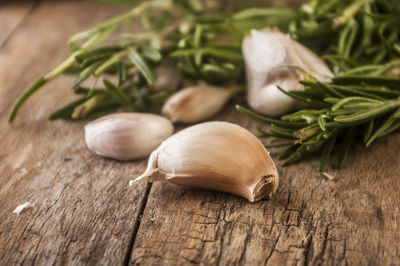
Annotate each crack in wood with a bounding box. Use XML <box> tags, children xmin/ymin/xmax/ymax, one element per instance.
<box><xmin>264</xmin><ymin>231</ymin><xmax>281</xmax><ymax>265</ymax></box>
<box><xmin>303</xmin><ymin>234</ymin><xmax>313</xmax><ymax>266</ymax></box>
<box><xmin>0</xmin><ymin>0</ymin><xmax>39</xmax><ymax>50</ymax></box>
<box><xmin>123</xmin><ymin>182</ymin><xmax>152</xmax><ymax>266</ymax></box>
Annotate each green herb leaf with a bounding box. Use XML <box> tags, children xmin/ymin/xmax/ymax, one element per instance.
<box><xmin>9</xmin><ymin>77</ymin><xmax>47</xmax><ymax>123</ymax></box>
<box><xmin>319</xmin><ymin>137</ymin><xmax>336</xmax><ymax>172</ymax></box>
<box><xmin>127</xmin><ymin>47</ymin><xmax>155</xmax><ymax>85</ymax></box>
<box><xmin>103</xmin><ymin>79</ymin><xmax>137</xmax><ymax>108</ymax></box>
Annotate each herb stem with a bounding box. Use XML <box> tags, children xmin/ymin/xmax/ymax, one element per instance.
<box><xmin>9</xmin><ymin>2</ymin><xmax>150</xmax><ymax>123</ymax></box>
<box><xmin>71</xmin><ymin>93</ymin><xmax>108</xmax><ymax>119</ymax></box>
<box><xmin>333</xmin><ymin>0</ymin><xmax>367</xmax><ymax>28</ymax></box>
<box><xmin>8</xmin><ymin>77</ymin><xmax>47</xmax><ymax>122</ymax></box>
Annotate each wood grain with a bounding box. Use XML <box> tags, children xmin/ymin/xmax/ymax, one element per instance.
<box><xmin>0</xmin><ymin>2</ymin><xmax>149</xmax><ymax>265</ymax></box>
<box><xmin>0</xmin><ymin>1</ymin><xmax>399</xmax><ymax>265</ymax></box>
<box><xmin>0</xmin><ymin>2</ymin><xmax>36</xmax><ymax>49</ymax></box>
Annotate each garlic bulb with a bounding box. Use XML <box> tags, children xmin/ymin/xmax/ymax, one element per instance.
<box><xmin>242</xmin><ymin>28</ymin><xmax>333</xmax><ymax>116</ymax></box>
<box><xmin>85</xmin><ymin>113</ymin><xmax>173</xmax><ymax>160</ymax></box>
<box><xmin>161</xmin><ymin>85</ymin><xmax>238</xmax><ymax>123</ymax></box>
<box><xmin>130</xmin><ymin>121</ymin><xmax>279</xmax><ymax>202</ymax></box>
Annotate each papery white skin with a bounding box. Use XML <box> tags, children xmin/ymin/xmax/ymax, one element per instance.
<box><xmin>242</xmin><ymin>28</ymin><xmax>333</xmax><ymax>116</ymax></box>
<box><xmin>162</xmin><ymin>85</ymin><xmax>234</xmax><ymax>123</ymax></box>
<box><xmin>13</xmin><ymin>202</ymin><xmax>34</xmax><ymax>215</ymax></box>
<box><xmin>130</xmin><ymin>121</ymin><xmax>279</xmax><ymax>202</ymax></box>
<box><xmin>85</xmin><ymin>113</ymin><xmax>173</xmax><ymax>160</ymax></box>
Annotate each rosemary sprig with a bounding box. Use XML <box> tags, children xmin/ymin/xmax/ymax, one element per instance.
<box><xmin>9</xmin><ymin>0</ymin><xmax>295</xmax><ymax>122</ymax></box>
<box><xmin>236</xmin><ymin>0</ymin><xmax>400</xmax><ymax>174</ymax></box>
<box><xmin>9</xmin><ymin>2</ymin><xmax>151</xmax><ymax>122</ymax></box>
<box><xmin>237</xmin><ymin>67</ymin><xmax>400</xmax><ymax>171</ymax></box>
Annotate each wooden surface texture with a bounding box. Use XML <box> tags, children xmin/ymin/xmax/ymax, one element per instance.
<box><xmin>0</xmin><ymin>1</ymin><xmax>399</xmax><ymax>265</ymax></box>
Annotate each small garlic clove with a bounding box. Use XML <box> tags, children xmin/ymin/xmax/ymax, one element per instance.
<box><xmin>130</xmin><ymin>121</ymin><xmax>279</xmax><ymax>202</ymax></box>
<box><xmin>242</xmin><ymin>28</ymin><xmax>333</xmax><ymax>116</ymax></box>
<box><xmin>161</xmin><ymin>85</ymin><xmax>236</xmax><ymax>123</ymax></box>
<box><xmin>85</xmin><ymin>112</ymin><xmax>173</xmax><ymax>160</ymax></box>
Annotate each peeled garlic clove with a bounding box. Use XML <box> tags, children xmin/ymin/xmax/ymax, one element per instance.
<box><xmin>85</xmin><ymin>113</ymin><xmax>173</xmax><ymax>160</ymax></box>
<box><xmin>130</xmin><ymin>121</ymin><xmax>279</xmax><ymax>202</ymax></box>
<box><xmin>242</xmin><ymin>28</ymin><xmax>333</xmax><ymax>116</ymax></box>
<box><xmin>161</xmin><ymin>85</ymin><xmax>235</xmax><ymax>123</ymax></box>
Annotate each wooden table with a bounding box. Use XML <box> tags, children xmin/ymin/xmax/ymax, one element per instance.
<box><xmin>1</xmin><ymin>1</ymin><xmax>399</xmax><ymax>265</ymax></box>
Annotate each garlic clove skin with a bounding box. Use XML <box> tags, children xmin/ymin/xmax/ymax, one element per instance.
<box><xmin>291</xmin><ymin>40</ymin><xmax>334</xmax><ymax>82</ymax></box>
<box><xmin>242</xmin><ymin>28</ymin><xmax>333</xmax><ymax>116</ymax></box>
<box><xmin>130</xmin><ymin>121</ymin><xmax>279</xmax><ymax>202</ymax></box>
<box><xmin>247</xmin><ymin>67</ymin><xmax>303</xmax><ymax>117</ymax></box>
<box><xmin>161</xmin><ymin>85</ymin><xmax>235</xmax><ymax>123</ymax></box>
<box><xmin>243</xmin><ymin>29</ymin><xmax>301</xmax><ymax>93</ymax></box>
<box><xmin>85</xmin><ymin>113</ymin><xmax>174</xmax><ymax>160</ymax></box>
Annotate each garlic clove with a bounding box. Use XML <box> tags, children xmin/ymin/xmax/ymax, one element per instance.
<box><xmin>247</xmin><ymin>67</ymin><xmax>303</xmax><ymax>117</ymax></box>
<box><xmin>130</xmin><ymin>121</ymin><xmax>279</xmax><ymax>202</ymax></box>
<box><xmin>161</xmin><ymin>85</ymin><xmax>237</xmax><ymax>123</ymax></box>
<box><xmin>291</xmin><ymin>40</ymin><xmax>333</xmax><ymax>82</ymax></box>
<box><xmin>85</xmin><ymin>112</ymin><xmax>174</xmax><ymax>160</ymax></box>
<box><xmin>242</xmin><ymin>29</ymin><xmax>301</xmax><ymax>92</ymax></box>
<box><xmin>242</xmin><ymin>28</ymin><xmax>333</xmax><ymax>116</ymax></box>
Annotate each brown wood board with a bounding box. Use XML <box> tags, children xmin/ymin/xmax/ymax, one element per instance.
<box><xmin>0</xmin><ymin>1</ymin><xmax>399</xmax><ymax>265</ymax></box>
<box><xmin>0</xmin><ymin>2</ymin><xmax>35</xmax><ymax>49</ymax></box>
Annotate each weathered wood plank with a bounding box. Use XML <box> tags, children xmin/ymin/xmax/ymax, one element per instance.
<box><xmin>0</xmin><ymin>2</ymin><xmax>149</xmax><ymax>265</ymax></box>
<box><xmin>130</xmin><ymin>105</ymin><xmax>400</xmax><ymax>265</ymax></box>
<box><xmin>0</xmin><ymin>2</ymin><xmax>36</xmax><ymax>49</ymax></box>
